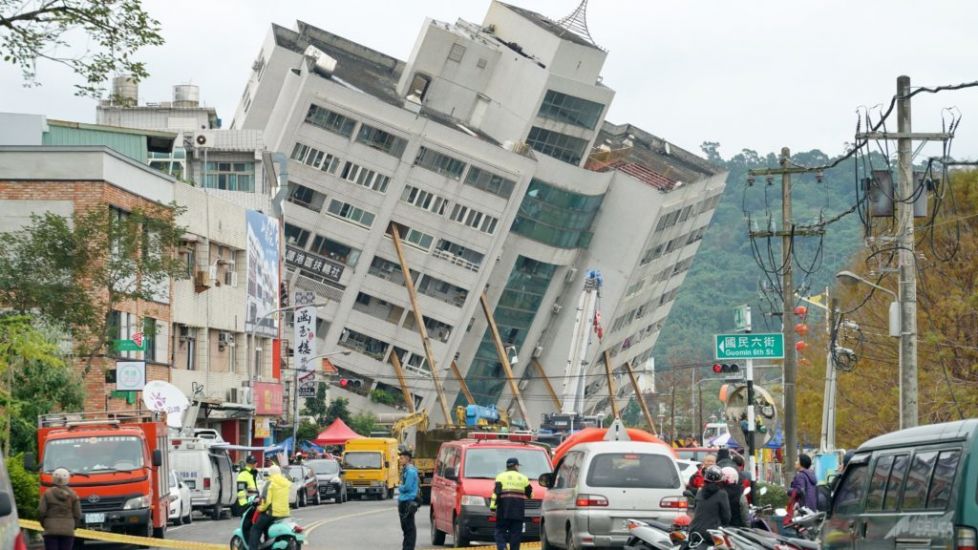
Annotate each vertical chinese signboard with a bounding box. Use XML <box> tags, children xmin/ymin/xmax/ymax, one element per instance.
<box><xmin>294</xmin><ymin>290</ymin><xmax>317</xmax><ymax>372</ymax></box>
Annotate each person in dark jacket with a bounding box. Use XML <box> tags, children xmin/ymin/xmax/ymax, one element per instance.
<box><xmin>786</xmin><ymin>453</ymin><xmax>818</xmax><ymax>525</ymax></box>
<box><xmin>720</xmin><ymin>467</ymin><xmax>746</xmax><ymax>527</ymax></box>
<box><xmin>688</xmin><ymin>466</ymin><xmax>731</xmax><ymax>544</ymax></box>
<box><xmin>38</xmin><ymin>468</ymin><xmax>81</xmax><ymax>550</ymax></box>
<box><xmin>490</xmin><ymin>457</ymin><xmax>532</xmax><ymax>550</ymax></box>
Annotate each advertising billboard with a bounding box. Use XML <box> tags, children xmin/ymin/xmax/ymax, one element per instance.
<box><xmin>253</xmin><ymin>382</ymin><xmax>284</xmax><ymax>416</ymax></box>
<box><xmin>245</xmin><ymin>210</ymin><xmax>280</xmax><ymax>338</ymax></box>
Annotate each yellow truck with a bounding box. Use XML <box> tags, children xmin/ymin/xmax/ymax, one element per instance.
<box><xmin>341</xmin><ymin>437</ymin><xmax>399</xmax><ymax>499</ymax></box>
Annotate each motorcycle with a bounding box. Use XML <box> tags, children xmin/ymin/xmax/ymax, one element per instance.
<box><xmin>229</xmin><ymin>497</ymin><xmax>306</xmax><ymax>550</ymax></box>
<box><xmin>624</xmin><ymin>516</ymin><xmax>699</xmax><ymax>550</ymax></box>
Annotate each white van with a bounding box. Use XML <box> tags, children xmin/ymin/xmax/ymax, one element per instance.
<box><xmin>169</xmin><ymin>437</ymin><xmax>235</xmax><ymax>519</ymax></box>
<box><xmin>539</xmin><ymin>440</ymin><xmax>687</xmax><ymax>549</ymax></box>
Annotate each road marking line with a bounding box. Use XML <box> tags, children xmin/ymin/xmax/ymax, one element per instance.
<box><xmin>304</xmin><ymin>507</ymin><xmax>391</xmax><ymax>536</ymax></box>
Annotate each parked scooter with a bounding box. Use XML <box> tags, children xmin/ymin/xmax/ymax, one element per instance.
<box><xmin>229</xmin><ymin>497</ymin><xmax>306</xmax><ymax>549</ymax></box>
<box><xmin>624</xmin><ymin>517</ymin><xmax>696</xmax><ymax>550</ymax></box>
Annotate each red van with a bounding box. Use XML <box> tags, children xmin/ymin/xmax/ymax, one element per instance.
<box><xmin>429</xmin><ymin>433</ymin><xmax>552</xmax><ymax>547</ymax></box>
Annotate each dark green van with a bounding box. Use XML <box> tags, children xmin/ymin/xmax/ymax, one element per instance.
<box><xmin>822</xmin><ymin>419</ymin><xmax>978</xmax><ymax>549</ymax></box>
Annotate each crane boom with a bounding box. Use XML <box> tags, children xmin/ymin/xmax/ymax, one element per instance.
<box><xmin>561</xmin><ymin>269</ymin><xmax>603</xmax><ymax>415</ymax></box>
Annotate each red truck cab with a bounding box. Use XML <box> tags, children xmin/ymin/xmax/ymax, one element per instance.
<box><xmin>429</xmin><ymin>432</ymin><xmax>552</xmax><ymax>547</ymax></box>
<box><xmin>34</xmin><ymin>412</ymin><xmax>170</xmax><ymax>539</ymax></box>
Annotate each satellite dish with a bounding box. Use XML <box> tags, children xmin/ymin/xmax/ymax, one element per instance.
<box><xmin>142</xmin><ymin>380</ymin><xmax>190</xmax><ymax>428</ymax></box>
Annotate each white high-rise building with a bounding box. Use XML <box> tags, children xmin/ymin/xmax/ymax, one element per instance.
<box><xmin>231</xmin><ymin>1</ymin><xmax>727</xmax><ymax>425</ymax></box>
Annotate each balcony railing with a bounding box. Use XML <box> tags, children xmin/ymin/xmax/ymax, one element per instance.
<box><xmin>432</xmin><ymin>248</ymin><xmax>481</xmax><ymax>272</ymax></box>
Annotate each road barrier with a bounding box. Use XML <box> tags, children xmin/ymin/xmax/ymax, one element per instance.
<box><xmin>19</xmin><ymin>519</ymin><xmax>226</xmax><ymax>549</ymax></box>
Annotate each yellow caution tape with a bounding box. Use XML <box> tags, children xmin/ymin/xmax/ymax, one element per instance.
<box><xmin>19</xmin><ymin>519</ymin><xmax>226</xmax><ymax>550</ymax></box>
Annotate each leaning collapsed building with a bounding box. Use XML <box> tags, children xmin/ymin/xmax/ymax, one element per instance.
<box><xmin>228</xmin><ymin>1</ymin><xmax>726</xmax><ymax>425</ymax></box>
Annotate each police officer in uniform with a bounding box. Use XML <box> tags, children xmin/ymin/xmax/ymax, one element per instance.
<box><xmin>489</xmin><ymin>457</ymin><xmax>532</xmax><ymax>550</ymax></box>
<box><xmin>233</xmin><ymin>455</ymin><xmax>259</xmax><ymax>517</ymax></box>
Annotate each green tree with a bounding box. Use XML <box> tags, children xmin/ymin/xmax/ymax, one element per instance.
<box><xmin>349</xmin><ymin>411</ymin><xmax>378</xmax><ymax>436</ymax></box>
<box><xmin>302</xmin><ymin>383</ymin><xmax>328</xmax><ymax>423</ymax></box>
<box><xmin>324</xmin><ymin>397</ymin><xmax>351</xmax><ymax>426</ymax></box>
<box><xmin>295</xmin><ymin>419</ymin><xmax>320</xmax><ymax>442</ymax></box>
<box><xmin>0</xmin><ymin>206</ymin><xmax>187</xmax><ymax>367</ymax></box>
<box><xmin>0</xmin><ymin>315</ymin><xmax>78</xmax><ymax>455</ymax></box>
<box><xmin>0</xmin><ymin>0</ymin><xmax>164</xmax><ymax>96</ymax></box>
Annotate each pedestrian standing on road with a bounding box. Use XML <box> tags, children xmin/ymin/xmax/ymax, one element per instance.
<box><xmin>687</xmin><ymin>453</ymin><xmax>717</xmax><ymax>497</ymax></box>
<box><xmin>489</xmin><ymin>457</ymin><xmax>532</xmax><ymax>550</ymax></box>
<box><xmin>786</xmin><ymin>453</ymin><xmax>818</xmax><ymax>525</ymax></box>
<box><xmin>397</xmin><ymin>448</ymin><xmax>420</xmax><ymax>550</ymax></box>
<box><xmin>38</xmin><ymin>468</ymin><xmax>81</xmax><ymax>550</ymax></box>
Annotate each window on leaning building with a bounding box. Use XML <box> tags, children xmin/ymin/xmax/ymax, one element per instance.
<box><xmin>204</xmin><ymin>162</ymin><xmax>254</xmax><ymax>192</ymax></box>
<box><xmin>310</xmin><ymin>235</ymin><xmax>360</xmax><ymax>267</ymax></box>
<box><xmin>327</xmin><ymin>200</ymin><xmax>375</xmax><ymax>228</ymax></box>
<box><xmin>287</xmin><ymin>181</ymin><xmax>327</xmax><ymax>212</ymax></box>
<box><xmin>526</xmin><ymin>126</ymin><xmax>588</xmax><ymax>165</ymax></box>
<box><xmin>537</xmin><ymin>90</ymin><xmax>604</xmax><ymax>130</ymax></box>
<box><xmin>511</xmin><ymin>178</ymin><xmax>602</xmax><ymax>249</ymax></box>
<box><xmin>356</xmin><ymin>124</ymin><xmax>407</xmax><ymax>158</ymax></box>
<box><xmin>339</xmin><ymin>161</ymin><xmax>390</xmax><ymax>193</ymax></box>
<box><xmin>414</xmin><ymin>146</ymin><xmax>466</xmax><ymax>180</ymax></box>
<box><xmin>464</xmin><ymin>166</ymin><xmax>516</xmax><ymax>199</ymax></box>
<box><xmin>403</xmin><ymin>227</ymin><xmax>435</xmax><ymax>251</ymax></box>
<box><xmin>284</xmin><ymin>223</ymin><xmax>311</xmax><ymax>248</ymax></box>
<box><xmin>449</xmin><ymin>204</ymin><xmax>498</xmax><ymax>234</ymax></box>
<box><xmin>401</xmin><ymin>185</ymin><xmax>448</xmax><ymax>215</ymax></box>
<box><xmin>290</xmin><ymin>142</ymin><xmax>340</xmax><ymax>174</ymax></box>
<box><xmin>305</xmin><ymin>104</ymin><xmax>357</xmax><ymax>137</ymax></box>
<box><xmin>435</xmin><ymin>239</ymin><xmax>484</xmax><ymax>269</ymax></box>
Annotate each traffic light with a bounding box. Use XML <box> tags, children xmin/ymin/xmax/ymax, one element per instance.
<box><xmin>712</xmin><ymin>363</ymin><xmax>740</xmax><ymax>374</ymax></box>
<box><xmin>279</xmin><ymin>282</ymin><xmax>289</xmax><ymax>308</ymax></box>
<box><xmin>339</xmin><ymin>378</ymin><xmax>362</xmax><ymax>390</ymax></box>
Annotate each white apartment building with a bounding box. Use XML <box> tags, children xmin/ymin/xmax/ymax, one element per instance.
<box><xmin>230</xmin><ymin>1</ymin><xmax>726</xmax><ymax>425</ymax></box>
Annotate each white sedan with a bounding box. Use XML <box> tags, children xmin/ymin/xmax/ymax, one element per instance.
<box><xmin>168</xmin><ymin>471</ymin><xmax>192</xmax><ymax>525</ymax></box>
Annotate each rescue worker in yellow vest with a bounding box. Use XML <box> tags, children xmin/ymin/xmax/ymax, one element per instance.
<box><xmin>489</xmin><ymin>457</ymin><xmax>532</xmax><ymax>550</ymax></box>
<box><xmin>233</xmin><ymin>455</ymin><xmax>259</xmax><ymax>517</ymax></box>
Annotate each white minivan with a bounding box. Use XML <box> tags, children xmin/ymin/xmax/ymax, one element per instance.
<box><xmin>169</xmin><ymin>438</ymin><xmax>235</xmax><ymax>519</ymax></box>
<box><xmin>539</xmin><ymin>441</ymin><xmax>687</xmax><ymax>549</ymax></box>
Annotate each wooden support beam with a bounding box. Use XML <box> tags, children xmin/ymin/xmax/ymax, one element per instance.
<box><xmin>389</xmin><ymin>225</ymin><xmax>451</xmax><ymax>423</ymax></box>
<box><xmin>531</xmin><ymin>358</ymin><xmax>562</xmax><ymax>411</ymax></box>
<box><xmin>451</xmin><ymin>360</ymin><xmax>475</xmax><ymax>405</ymax></box>
<box><xmin>388</xmin><ymin>352</ymin><xmax>416</xmax><ymax>414</ymax></box>
<box><xmin>479</xmin><ymin>292</ymin><xmax>532</xmax><ymax>430</ymax></box>
<box><xmin>623</xmin><ymin>361</ymin><xmax>656</xmax><ymax>435</ymax></box>
<box><xmin>602</xmin><ymin>350</ymin><xmax>620</xmax><ymax>418</ymax></box>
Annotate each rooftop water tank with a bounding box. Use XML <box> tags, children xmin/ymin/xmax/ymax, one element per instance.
<box><xmin>112</xmin><ymin>76</ymin><xmax>138</xmax><ymax>107</ymax></box>
<box><xmin>173</xmin><ymin>84</ymin><xmax>200</xmax><ymax>108</ymax></box>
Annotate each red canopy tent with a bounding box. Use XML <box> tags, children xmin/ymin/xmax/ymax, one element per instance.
<box><xmin>313</xmin><ymin>418</ymin><xmax>362</xmax><ymax>446</ymax></box>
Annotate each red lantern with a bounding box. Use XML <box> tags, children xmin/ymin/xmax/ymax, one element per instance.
<box><xmin>795</xmin><ymin>340</ymin><xmax>807</xmax><ymax>352</ymax></box>
<box><xmin>794</xmin><ymin>323</ymin><xmax>809</xmax><ymax>336</ymax></box>
<box><xmin>794</xmin><ymin>305</ymin><xmax>808</xmax><ymax>316</ymax></box>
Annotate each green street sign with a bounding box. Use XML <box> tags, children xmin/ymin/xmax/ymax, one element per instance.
<box><xmin>715</xmin><ymin>332</ymin><xmax>784</xmax><ymax>360</ymax></box>
<box><xmin>112</xmin><ymin>339</ymin><xmax>145</xmax><ymax>352</ymax></box>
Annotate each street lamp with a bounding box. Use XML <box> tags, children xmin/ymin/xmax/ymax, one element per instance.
<box><xmin>290</xmin><ymin>350</ymin><xmax>351</xmax><ymax>451</ymax></box>
<box><xmin>835</xmin><ymin>270</ymin><xmax>903</xmax><ymax>427</ymax></box>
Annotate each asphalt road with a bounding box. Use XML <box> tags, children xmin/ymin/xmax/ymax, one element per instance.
<box><xmin>154</xmin><ymin>498</ymin><xmax>462</xmax><ymax>550</ymax></box>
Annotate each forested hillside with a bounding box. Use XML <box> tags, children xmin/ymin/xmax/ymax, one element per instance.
<box><xmin>654</xmin><ymin>146</ymin><xmax>865</xmax><ymax>369</ymax></box>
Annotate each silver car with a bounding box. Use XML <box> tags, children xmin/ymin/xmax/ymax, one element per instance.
<box><xmin>0</xmin><ymin>451</ymin><xmax>24</xmax><ymax>549</ymax></box>
<box><xmin>539</xmin><ymin>440</ymin><xmax>687</xmax><ymax>549</ymax></box>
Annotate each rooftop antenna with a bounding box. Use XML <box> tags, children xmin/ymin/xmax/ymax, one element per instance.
<box><xmin>554</xmin><ymin>0</ymin><xmax>600</xmax><ymax>48</ymax></box>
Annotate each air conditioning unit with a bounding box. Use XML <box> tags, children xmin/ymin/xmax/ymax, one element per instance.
<box><xmin>565</xmin><ymin>268</ymin><xmax>578</xmax><ymax>284</ymax></box>
<box><xmin>193</xmin><ymin>131</ymin><xmax>215</xmax><ymax>149</ymax></box>
<box><xmin>178</xmin><ymin>325</ymin><xmax>192</xmax><ymax>341</ymax></box>
<box><xmin>218</xmin><ymin>332</ymin><xmax>235</xmax><ymax>345</ymax></box>
<box><xmin>532</xmin><ymin>345</ymin><xmax>544</xmax><ymax>358</ymax></box>
<box><xmin>227</xmin><ymin>388</ymin><xmax>238</xmax><ymax>403</ymax></box>
<box><xmin>193</xmin><ymin>269</ymin><xmax>211</xmax><ymax>292</ymax></box>
<box><xmin>552</xmin><ymin>303</ymin><xmax>563</xmax><ymax>314</ymax></box>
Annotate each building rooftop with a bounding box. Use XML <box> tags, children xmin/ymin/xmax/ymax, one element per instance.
<box><xmin>47</xmin><ymin>119</ymin><xmax>177</xmax><ymax>153</ymax></box>
<box><xmin>498</xmin><ymin>2</ymin><xmax>602</xmax><ymax>50</ymax></box>
<box><xmin>587</xmin><ymin>122</ymin><xmax>721</xmax><ymax>192</ymax></box>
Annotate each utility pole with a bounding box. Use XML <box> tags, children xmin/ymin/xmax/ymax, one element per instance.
<box><xmin>748</xmin><ymin>148</ymin><xmax>825</xmax><ymax>479</ymax></box>
<box><xmin>669</xmin><ymin>385</ymin><xmax>676</xmax><ymax>443</ymax></box>
<box><xmin>853</xmin><ymin>75</ymin><xmax>954</xmax><ymax>427</ymax></box>
<box><xmin>819</xmin><ymin>294</ymin><xmax>838</xmax><ymax>451</ymax></box>
<box><xmin>895</xmin><ymin>75</ymin><xmax>919</xmax><ymax>428</ymax></box>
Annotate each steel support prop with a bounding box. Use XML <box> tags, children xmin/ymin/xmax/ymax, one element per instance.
<box><xmin>479</xmin><ymin>292</ymin><xmax>532</xmax><ymax>430</ymax></box>
<box><xmin>388</xmin><ymin>225</ymin><xmax>451</xmax><ymax>422</ymax></box>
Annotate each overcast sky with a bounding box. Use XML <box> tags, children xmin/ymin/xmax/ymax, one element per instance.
<box><xmin>3</xmin><ymin>0</ymin><xmax>977</xmax><ymax>161</ymax></box>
